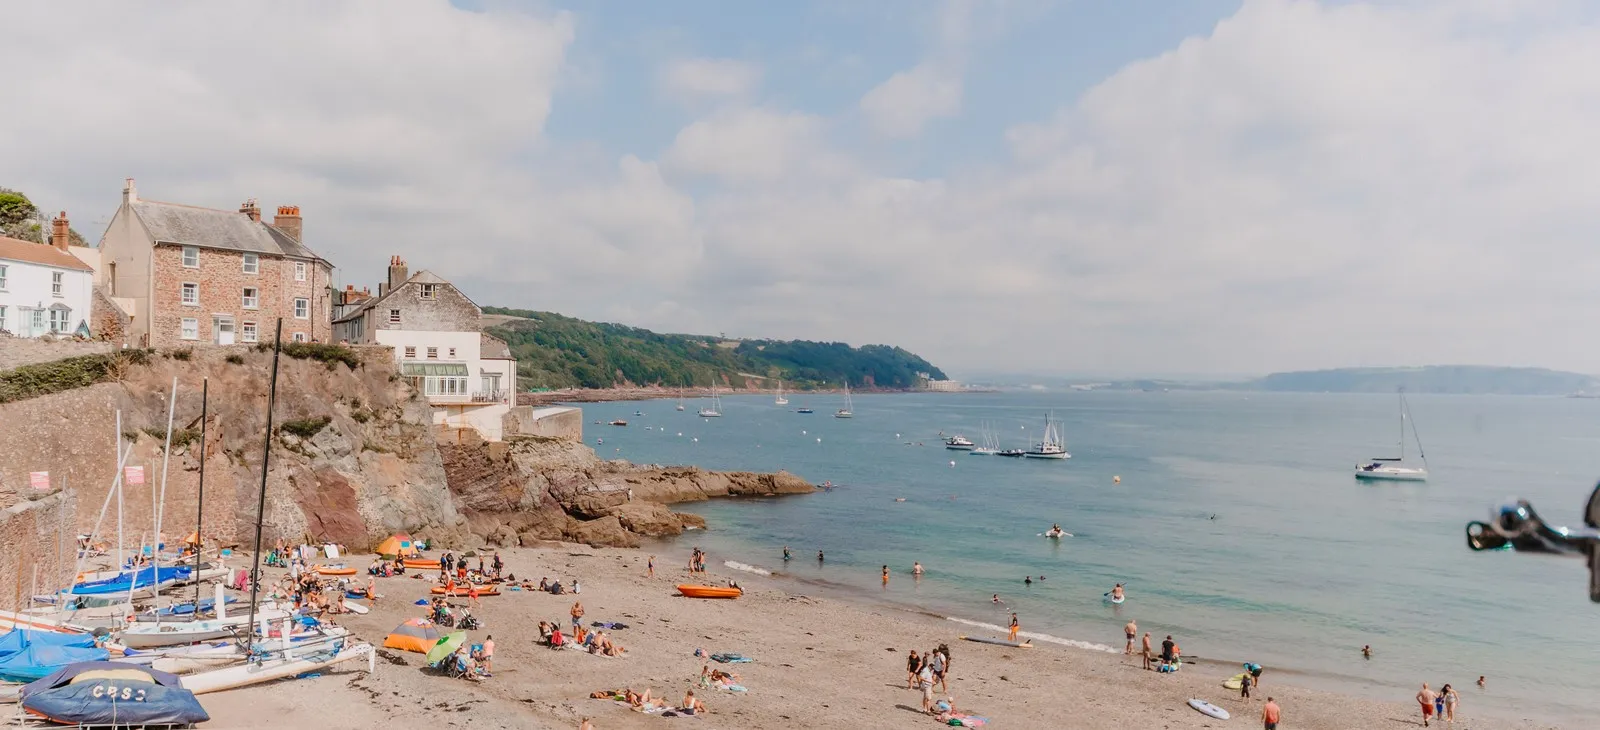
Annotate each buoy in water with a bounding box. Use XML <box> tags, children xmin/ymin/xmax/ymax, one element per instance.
<box><xmin>677</xmin><ymin>432</ymin><xmax>683</xmax><ymax>437</ymax></box>
<box><xmin>816</xmin><ymin>437</ymin><xmax>822</xmax><ymax>443</ymax></box>
<box><xmin>692</xmin><ymin>437</ymin><xmax>699</xmax><ymax>442</ymax></box>
<box><xmin>1113</xmin><ymin>475</ymin><xmax>1121</xmax><ymax>484</ymax></box>
<box><xmin>949</xmin><ymin>460</ymin><xmax>956</xmax><ymax>467</ymax></box>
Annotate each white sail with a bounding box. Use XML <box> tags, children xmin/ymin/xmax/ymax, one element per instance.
<box><xmin>834</xmin><ymin>382</ymin><xmax>853</xmax><ymax>418</ymax></box>
<box><xmin>775</xmin><ymin>379</ymin><xmax>788</xmax><ymax>406</ymax></box>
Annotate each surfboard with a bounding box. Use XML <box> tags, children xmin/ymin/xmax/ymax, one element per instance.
<box><xmin>1037</xmin><ymin>532</ymin><xmax>1074</xmax><ymax>538</ymax></box>
<box><xmin>959</xmin><ymin>635</ymin><xmax>1032</xmax><ymax>648</ymax></box>
<box><xmin>1188</xmin><ymin>699</ymin><xmax>1230</xmax><ymax>719</ymax></box>
<box><xmin>1106</xmin><ymin>595</ymin><xmax>1124</xmax><ymax>604</ymax></box>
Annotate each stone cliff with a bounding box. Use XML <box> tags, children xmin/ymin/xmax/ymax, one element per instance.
<box><xmin>0</xmin><ymin>345</ymin><xmax>812</xmax><ymax>551</ymax></box>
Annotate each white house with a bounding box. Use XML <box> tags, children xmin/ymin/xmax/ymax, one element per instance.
<box><xmin>0</xmin><ymin>221</ymin><xmax>95</xmax><ymax>338</ymax></box>
<box><xmin>333</xmin><ymin>256</ymin><xmax>517</xmax><ymax>440</ymax></box>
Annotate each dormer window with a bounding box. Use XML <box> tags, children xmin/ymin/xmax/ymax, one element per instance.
<box><xmin>419</xmin><ymin>284</ymin><xmax>437</xmax><ymax>300</ymax></box>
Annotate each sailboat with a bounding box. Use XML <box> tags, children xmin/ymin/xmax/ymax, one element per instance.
<box><xmin>775</xmin><ymin>379</ymin><xmax>788</xmax><ymax>406</ymax></box>
<box><xmin>969</xmin><ymin>422</ymin><xmax>999</xmax><ymax>455</ymax></box>
<box><xmin>834</xmin><ymin>382</ymin><xmax>854</xmax><ymax>418</ymax></box>
<box><xmin>698</xmin><ymin>383</ymin><xmax>723</xmax><ymax>418</ymax></box>
<box><xmin>676</xmin><ymin>385</ymin><xmax>686</xmax><ymax>412</ymax></box>
<box><xmin>1354</xmin><ymin>390</ymin><xmax>1429</xmax><ymax>481</ymax></box>
<box><xmin>1023</xmin><ymin>413</ymin><xmax>1069</xmax><ymax>459</ymax></box>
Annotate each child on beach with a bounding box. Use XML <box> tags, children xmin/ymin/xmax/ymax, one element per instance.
<box><xmin>1240</xmin><ymin>671</ymin><xmax>1252</xmax><ymax>699</ymax></box>
<box><xmin>905</xmin><ymin>650</ymin><xmax>921</xmax><ymax>689</ymax></box>
<box><xmin>1008</xmin><ymin>613</ymin><xmax>1020</xmax><ymax>642</ymax></box>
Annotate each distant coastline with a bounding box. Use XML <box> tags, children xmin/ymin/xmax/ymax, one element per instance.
<box><xmin>514</xmin><ymin>385</ymin><xmax>993</xmax><ymax>406</ymax></box>
<box><xmin>1053</xmin><ymin>365</ymin><xmax>1600</xmax><ymax>397</ymax></box>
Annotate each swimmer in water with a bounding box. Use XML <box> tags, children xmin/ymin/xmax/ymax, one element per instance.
<box><xmin>1024</xmin><ymin>576</ymin><xmax>1032</xmax><ymax>586</ymax></box>
<box><xmin>1111</xmin><ymin>583</ymin><xmax>1125</xmax><ymax>601</ymax></box>
<box><xmin>882</xmin><ymin>565</ymin><xmax>890</xmax><ymax>585</ymax></box>
<box><xmin>992</xmin><ymin>594</ymin><xmax>1001</xmax><ymax>604</ymax></box>
<box><xmin>912</xmin><ymin>562</ymin><xmax>924</xmax><ymax>576</ymax></box>
<box><xmin>783</xmin><ymin>546</ymin><xmax>792</xmax><ymax>561</ymax></box>
<box><xmin>817</xmin><ymin>551</ymin><xmax>824</xmax><ymax>563</ymax></box>
<box><xmin>1362</xmin><ymin>645</ymin><xmax>1372</xmax><ymax>659</ymax></box>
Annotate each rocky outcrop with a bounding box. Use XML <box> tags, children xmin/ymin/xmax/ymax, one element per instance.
<box><xmin>438</xmin><ymin>434</ymin><xmax>814</xmax><ymax>547</ymax></box>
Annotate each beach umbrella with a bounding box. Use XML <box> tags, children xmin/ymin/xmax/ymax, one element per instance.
<box><xmin>424</xmin><ymin>631</ymin><xmax>467</xmax><ymax>667</ymax></box>
<box><xmin>182</xmin><ymin>531</ymin><xmax>200</xmax><ymax>545</ymax></box>
<box><xmin>383</xmin><ymin>618</ymin><xmax>444</xmax><ymax>654</ymax></box>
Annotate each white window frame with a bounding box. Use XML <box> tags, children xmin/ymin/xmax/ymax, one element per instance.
<box><xmin>388</xmin><ymin>309</ymin><xmax>401</xmax><ymax>324</ymax></box>
<box><xmin>242</xmin><ymin>321</ymin><xmax>258</xmax><ymax>343</ymax></box>
<box><xmin>242</xmin><ymin>287</ymin><xmax>259</xmax><ymax>309</ymax></box>
<box><xmin>403</xmin><ymin>346</ymin><xmax>416</xmax><ymax>359</ymax></box>
<box><xmin>426</xmin><ymin>346</ymin><xmax>438</xmax><ymax>359</ymax></box>
<box><xmin>447</xmin><ymin>347</ymin><xmax>456</xmax><ymax>358</ymax></box>
<box><xmin>242</xmin><ymin>253</ymin><xmax>259</xmax><ymax>275</ymax></box>
<box><xmin>0</xmin><ymin>304</ymin><xmax>6</xmax><ymax>330</ymax></box>
<box><xmin>180</xmin><ymin>317</ymin><xmax>199</xmax><ymax>341</ymax></box>
<box><xmin>31</xmin><ymin>309</ymin><xmax>45</xmax><ymax>332</ymax></box>
<box><xmin>291</xmin><ymin>332</ymin><xmax>307</xmax><ymax>343</ymax></box>
<box><xmin>294</xmin><ymin>261</ymin><xmax>307</xmax><ymax>282</ymax></box>
<box><xmin>48</xmin><ymin>307</ymin><xmax>70</xmax><ymax>333</ymax></box>
<box><xmin>181</xmin><ymin>282</ymin><xmax>199</xmax><ymax>306</ymax></box>
<box><xmin>419</xmin><ymin>283</ymin><xmax>437</xmax><ymax>300</ymax></box>
<box><xmin>0</xmin><ymin>264</ymin><xmax>8</xmax><ymax>290</ymax></box>
<box><xmin>293</xmin><ymin>297</ymin><xmax>309</xmax><ymax>319</ymax></box>
<box><xmin>51</xmin><ymin>271</ymin><xmax>63</xmax><ymax>297</ymax></box>
<box><xmin>182</xmin><ymin>246</ymin><xmax>199</xmax><ymax>268</ymax></box>
<box><xmin>424</xmin><ymin>376</ymin><xmax>468</xmax><ymax>396</ymax></box>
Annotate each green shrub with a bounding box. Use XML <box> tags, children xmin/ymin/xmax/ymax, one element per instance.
<box><xmin>350</xmin><ymin>409</ymin><xmax>371</xmax><ymax>424</ymax></box>
<box><xmin>225</xmin><ymin>354</ymin><xmax>245</xmax><ymax>365</ymax></box>
<box><xmin>280</xmin><ymin>342</ymin><xmax>361</xmax><ymax>370</ymax></box>
<box><xmin>169</xmin><ymin>348</ymin><xmax>193</xmax><ymax>361</ymax></box>
<box><xmin>280</xmin><ymin>416</ymin><xmax>333</xmax><ymax>439</ymax></box>
<box><xmin>142</xmin><ymin>426</ymin><xmax>199</xmax><ymax>450</ymax></box>
<box><xmin>0</xmin><ymin>351</ymin><xmax>147</xmax><ymax>404</ymax></box>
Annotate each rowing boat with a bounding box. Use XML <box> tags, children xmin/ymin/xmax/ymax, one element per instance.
<box><xmin>676</xmin><ymin>585</ymin><xmax>742</xmax><ymax>599</ymax></box>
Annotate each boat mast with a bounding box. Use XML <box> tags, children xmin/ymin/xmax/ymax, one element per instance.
<box><xmin>246</xmin><ymin>319</ymin><xmax>284</xmax><ymax>655</ymax></box>
<box><xmin>1398</xmin><ymin>389</ymin><xmax>1405</xmax><ymax>461</ymax></box>
<box><xmin>194</xmin><ymin>378</ymin><xmax>208</xmax><ymax>612</ymax></box>
<box><xmin>153</xmin><ymin>377</ymin><xmax>178</xmax><ymax>625</ymax></box>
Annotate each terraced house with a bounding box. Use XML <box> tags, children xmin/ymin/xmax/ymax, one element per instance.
<box><xmin>95</xmin><ymin>179</ymin><xmax>334</xmax><ymax>348</ymax></box>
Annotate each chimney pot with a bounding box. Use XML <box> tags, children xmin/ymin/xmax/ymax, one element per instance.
<box><xmin>387</xmin><ymin>256</ymin><xmax>409</xmax><ymax>291</ymax></box>
<box><xmin>240</xmin><ymin>198</ymin><xmax>261</xmax><ymax>222</ymax></box>
<box><xmin>272</xmin><ymin>204</ymin><xmax>303</xmax><ymax>242</ymax></box>
<box><xmin>50</xmin><ymin>211</ymin><xmax>70</xmax><ymax>252</ymax></box>
<box><xmin>122</xmin><ymin>178</ymin><xmax>138</xmax><ymax>204</ymax></box>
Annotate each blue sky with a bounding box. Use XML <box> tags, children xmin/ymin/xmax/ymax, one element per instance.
<box><xmin>9</xmin><ymin>1</ymin><xmax>1600</xmax><ymax>377</ymax></box>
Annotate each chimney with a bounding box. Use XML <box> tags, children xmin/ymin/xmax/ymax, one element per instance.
<box><xmin>122</xmin><ymin>178</ymin><xmax>138</xmax><ymax>204</ymax></box>
<box><xmin>387</xmin><ymin>255</ymin><xmax>409</xmax><ymax>290</ymax></box>
<box><xmin>273</xmin><ymin>205</ymin><xmax>302</xmax><ymax>242</ymax></box>
<box><xmin>50</xmin><ymin>211</ymin><xmax>70</xmax><ymax>252</ymax></box>
<box><xmin>240</xmin><ymin>198</ymin><xmax>261</xmax><ymax>223</ymax></box>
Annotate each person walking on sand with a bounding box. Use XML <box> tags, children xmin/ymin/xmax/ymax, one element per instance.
<box><xmin>1417</xmin><ymin>683</ymin><xmax>1437</xmax><ymax>727</ymax></box>
<box><xmin>1141</xmin><ymin>632</ymin><xmax>1154</xmax><ymax>670</ymax></box>
<box><xmin>1240</xmin><ymin>670</ymin><xmax>1252</xmax><ymax>700</ymax></box>
<box><xmin>905</xmin><ymin>649</ymin><xmax>921</xmax><ymax>689</ymax></box>
<box><xmin>1262</xmin><ymin>697</ymin><xmax>1281</xmax><ymax>730</ymax></box>
<box><xmin>930</xmin><ymin>646</ymin><xmax>947</xmax><ymax>693</ymax></box>
<box><xmin>570</xmin><ymin>601</ymin><xmax>585</xmax><ymax>630</ymax></box>
<box><xmin>1441</xmin><ymin>683</ymin><xmax>1459</xmax><ymax>724</ymax></box>
<box><xmin>937</xmin><ymin>643</ymin><xmax>952</xmax><ymax>693</ymax></box>
<box><xmin>647</xmin><ymin>555</ymin><xmax>655</xmax><ymax>578</ymax></box>
<box><xmin>1124</xmin><ymin>619</ymin><xmax>1137</xmax><ymax>654</ymax></box>
<box><xmin>1008</xmin><ymin>613</ymin><xmax>1020</xmax><ymax>642</ymax></box>
<box><xmin>918</xmin><ymin>661</ymin><xmax>936</xmax><ymax>713</ymax></box>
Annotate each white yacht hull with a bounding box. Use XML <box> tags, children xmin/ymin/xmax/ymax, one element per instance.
<box><xmin>120</xmin><ymin>608</ymin><xmax>291</xmax><ymax>649</ymax></box>
<box><xmin>1354</xmin><ymin>466</ymin><xmax>1427</xmax><ymax>481</ymax></box>
<box><xmin>1024</xmin><ymin>451</ymin><xmax>1070</xmax><ymax>459</ymax></box>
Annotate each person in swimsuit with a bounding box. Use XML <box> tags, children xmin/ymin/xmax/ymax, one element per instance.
<box><xmin>1008</xmin><ymin>613</ymin><xmax>1020</xmax><ymax>642</ymax></box>
<box><xmin>905</xmin><ymin>650</ymin><xmax>921</xmax><ymax>689</ymax></box>
<box><xmin>783</xmin><ymin>546</ymin><xmax>792</xmax><ymax>561</ymax></box>
<box><xmin>1362</xmin><ymin>644</ymin><xmax>1372</xmax><ymax>659</ymax></box>
<box><xmin>1476</xmin><ymin>675</ymin><xmax>1485</xmax><ymax>689</ymax></box>
<box><xmin>1141</xmin><ymin>632</ymin><xmax>1154</xmax><ymax>670</ymax></box>
<box><xmin>1111</xmin><ymin>583</ymin><xmax>1125</xmax><ymax>601</ymax></box>
<box><xmin>1441</xmin><ymin>683</ymin><xmax>1459</xmax><ymax>723</ymax></box>
<box><xmin>913</xmin><ymin>562</ymin><xmax>924</xmax><ymax>576</ymax></box>
<box><xmin>882</xmin><ymin>565</ymin><xmax>890</xmax><ymax>585</ymax></box>
<box><xmin>1124</xmin><ymin>620</ymin><xmax>1138</xmax><ymax>654</ymax></box>
<box><xmin>1024</xmin><ymin>576</ymin><xmax>1032</xmax><ymax>585</ymax></box>
<box><xmin>1417</xmin><ymin>683</ymin><xmax>1437</xmax><ymax>727</ymax></box>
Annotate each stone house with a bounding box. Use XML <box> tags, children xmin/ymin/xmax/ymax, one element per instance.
<box><xmin>0</xmin><ymin>213</ymin><xmax>95</xmax><ymax>338</ymax></box>
<box><xmin>333</xmin><ymin>256</ymin><xmax>517</xmax><ymax>440</ymax></box>
<box><xmin>94</xmin><ymin>179</ymin><xmax>334</xmax><ymax>348</ymax></box>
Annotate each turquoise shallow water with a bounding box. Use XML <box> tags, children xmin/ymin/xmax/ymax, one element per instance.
<box><xmin>588</xmin><ymin>391</ymin><xmax>1597</xmax><ymax>722</ymax></box>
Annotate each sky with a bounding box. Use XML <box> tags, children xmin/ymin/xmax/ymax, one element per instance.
<box><xmin>7</xmin><ymin>0</ymin><xmax>1600</xmax><ymax>378</ymax></box>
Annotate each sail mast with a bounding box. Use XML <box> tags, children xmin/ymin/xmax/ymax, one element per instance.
<box><xmin>194</xmin><ymin>378</ymin><xmax>209</xmax><ymax>612</ymax></box>
<box><xmin>245</xmin><ymin>320</ymin><xmax>284</xmax><ymax>655</ymax></box>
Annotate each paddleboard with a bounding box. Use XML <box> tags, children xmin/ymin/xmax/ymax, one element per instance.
<box><xmin>959</xmin><ymin>635</ymin><xmax>1032</xmax><ymax>648</ymax></box>
<box><xmin>1037</xmin><ymin>532</ymin><xmax>1074</xmax><ymax>538</ymax></box>
<box><xmin>1106</xmin><ymin>595</ymin><xmax>1124</xmax><ymax>604</ymax></box>
<box><xmin>1188</xmin><ymin>699</ymin><xmax>1230</xmax><ymax>720</ymax></box>
<box><xmin>1223</xmin><ymin>673</ymin><xmax>1247</xmax><ymax>690</ymax></box>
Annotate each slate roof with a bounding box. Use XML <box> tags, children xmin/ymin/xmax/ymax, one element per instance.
<box><xmin>130</xmin><ymin>200</ymin><xmax>328</xmax><ymax>262</ymax></box>
<box><xmin>332</xmin><ymin>269</ymin><xmax>479</xmax><ymax>325</ymax></box>
<box><xmin>0</xmin><ymin>236</ymin><xmax>95</xmax><ymax>271</ymax></box>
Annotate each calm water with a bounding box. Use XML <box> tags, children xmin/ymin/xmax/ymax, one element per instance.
<box><xmin>589</xmin><ymin>391</ymin><xmax>1597</xmax><ymax>722</ymax></box>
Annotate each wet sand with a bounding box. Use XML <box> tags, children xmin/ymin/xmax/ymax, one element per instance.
<box><xmin>204</xmin><ymin>546</ymin><xmax>1559</xmax><ymax>729</ymax></box>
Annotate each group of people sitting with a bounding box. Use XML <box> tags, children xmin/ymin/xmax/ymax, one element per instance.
<box><xmin>368</xmin><ymin>557</ymin><xmax>407</xmax><ymax>577</ymax></box>
<box><xmin>589</xmin><ymin>688</ymin><xmax>707</xmax><ymax>716</ymax></box>
<box><xmin>537</xmin><ymin>620</ymin><xmax>626</xmax><ymax>656</ymax></box>
<box><xmin>271</xmin><ymin>571</ymin><xmax>351</xmax><ymax>614</ymax></box>
<box><xmin>428</xmin><ymin>596</ymin><xmax>481</xmax><ymax>630</ymax></box>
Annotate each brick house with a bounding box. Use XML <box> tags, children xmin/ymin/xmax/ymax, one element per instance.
<box><xmin>333</xmin><ymin>256</ymin><xmax>517</xmax><ymax>439</ymax></box>
<box><xmin>95</xmin><ymin>179</ymin><xmax>334</xmax><ymax>348</ymax></box>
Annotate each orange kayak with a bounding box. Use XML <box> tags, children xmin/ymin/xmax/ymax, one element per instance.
<box><xmin>677</xmin><ymin>585</ymin><xmax>742</xmax><ymax>599</ymax></box>
<box><xmin>402</xmin><ymin>558</ymin><xmax>442</xmax><ymax>570</ymax></box>
<box><xmin>315</xmin><ymin>566</ymin><xmax>357</xmax><ymax>576</ymax></box>
<box><xmin>431</xmin><ymin>584</ymin><xmax>500</xmax><ymax>597</ymax></box>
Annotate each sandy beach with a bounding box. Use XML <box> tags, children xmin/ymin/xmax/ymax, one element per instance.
<box><xmin>200</xmin><ymin>545</ymin><xmax>1560</xmax><ymax>730</ymax></box>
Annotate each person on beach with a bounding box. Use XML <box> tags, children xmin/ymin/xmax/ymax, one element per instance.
<box><xmin>1161</xmin><ymin>635</ymin><xmax>1175</xmax><ymax>664</ymax></box>
<box><xmin>905</xmin><ymin>650</ymin><xmax>922</xmax><ymax>689</ymax></box>
<box><xmin>570</xmin><ymin>601</ymin><xmax>585</xmax><ymax>629</ymax></box>
<box><xmin>1363</xmin><ymin>645</ymin><xmax>1372</xmax><ymax>659</ymax></box>
<box><xmin>468</xmin><ymin>583</ymin><xmax>481</xmax><ymax>609</ymax></box>
<box><xmin>1124</xmin><ymin>620</ymin><xmax>1138</xmax><ymax>654</ymax></box>
<box><xmin>1417</xmin><ymin>683</ymin><xmax>1437</xmax><ymax>727</ymax></box>
<box><xmin>913</xmin><ymin>562</ymin><xmax>924</xmax><ymax>576</ymax></box>
<box><xmin>367</xmin><ymin>576</ymin><xmax>376</xmax><ymax>604</ymax></box>
<box><xmin>1434</xmin><ymin>688</ymin><xmax>1445</xmax><ymax>721</ymax></box>
<box><xmin>1246</xmin><ymin>662</ymin><xmax>1263</xmax><ymax>688</ymax></box>
<box><xmin>930</xmin><ymin>647</ymin><xmax>947</xmax><ymax>693</ymax></box>
<box><xmin>784</xmin><ymin>546</ymin><xmax>792</xmax><ymax>561</ymax></box>
<box><xmin>579</xmin><ymin>717</ymin><xmax>593</xmax><ymax>730</ymax></box>
<box><xmin>682</xmin><ymin>690</ymin><xmax>706</xmax><ymax>715</ymax></box>
<box><xmin>882</xmin><ymin>565</ymin><xmax>890</xmax><ymax>585</ymax></box>
<box><xmin>480</xmin><ymin>635</ymin><xmax>495</xmax><ymax>674</ymax></box>
<box><xmin>1008</xmin><ymin>613</ymin><xmax>1020</xmax><ymax>642</ymax></box>
<box><xmin>1141</xmin><ymin>632</ymin><xmax>1154</xmax><ymax>670</ymax></box>
<box><xmin>647</xmin><ymin>555</ymin><xmax>655</xmax><ymax>578</ymax></box>
<box><xmin>1262</xmin><ymin>697</ymin><xmax>1281</xmax><ymax>730</ymax></box>
<box><xmin>1441</xmin><ymin>683</ymin><xmax>1459</xmax><ymax>723</ymax></box>
<box><xmin>917</xmin><ymin>661</ymin><xmax>936</xmax><ymax>712</ymax></box>
<box><xmin>937</xmin><ymin>643</ymin><xmax>952</xmax><ymax>692</ymax></box>
<box><xmin>817</xmin><ymin>550</ymin><xmax>824</xmax><ymax>563</ymax></box>
<box><xmin>1240</xmin><ymin>670</ymin><xmax>1252</xmax><ymax>699</ymax></box>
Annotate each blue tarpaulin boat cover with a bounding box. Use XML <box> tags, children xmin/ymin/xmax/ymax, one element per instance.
<box><xmin>65</xmin><ymin>566</ymin><xmax>190</xmax><ymax>596</ymax></box>
<box><xmin>21</xmin><ymin>662</ymin><xmax>206</xmax><ymax>726</ymax></box>
<box><xmin>0</xmin><ymin>641</ymin><xmax>109</xmax><ymax>683</ymax></box>
<box><xmin>0</xmin><ymin>630</ymin><xmax>96</xmax><ymax>658</ymax></box>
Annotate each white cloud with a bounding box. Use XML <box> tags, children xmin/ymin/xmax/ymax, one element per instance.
<box><xmin>858</xmin><ymin>62</ymin><xmax>964</xmax><ymax>138</ymax></box>
<box><xmin>663</xmin><ymin>107</ymin><xmax>848</xmax><ymax>183</ymax></box>
<box><xmin>657</xmin><ymin>58</ymin><xmax>763</xmax><ymax>100</ymax></box>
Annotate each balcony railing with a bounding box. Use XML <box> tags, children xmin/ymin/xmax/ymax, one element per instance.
<box><xmin>471</xmin><ymin>389</ymin><xmax>507</xmax><ymax>403</ymax></box>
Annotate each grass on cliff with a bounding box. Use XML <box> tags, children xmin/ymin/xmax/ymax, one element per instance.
<box><xmin>255</xmin><ymin>342</ymin><xmax>361</xmax><ymax>370</ymax></box>
<box><xmin>280</xmin><ymin>416</ymin><xmax>333</xmax><ymax>439</ymax></box>
<box><xmin>0</xmin><ymin>350</ymin><xmax>150</xmax><ymax>404</ymax></box>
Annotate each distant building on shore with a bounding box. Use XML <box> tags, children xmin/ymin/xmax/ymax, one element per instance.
<box><xmin>917</xmin><ymin>372</ymin><xmax>965</xmax><ymax>392</ymax></box>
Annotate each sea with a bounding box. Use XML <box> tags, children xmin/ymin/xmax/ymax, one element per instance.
<box><xmin>588</xmin><ymin>390</ymin><xmax>1597</xmax><ymax>724</ymax></box>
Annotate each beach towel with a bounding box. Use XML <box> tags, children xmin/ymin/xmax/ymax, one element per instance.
<box><xmin>591</xmin><ymin>622</ymin><xmax>629</xmax><ymax>630</ymax></box>
<box><xmin>711</xmin><ymin>653</ymin><xmax>752</xmax><ymax>663</ymax></box>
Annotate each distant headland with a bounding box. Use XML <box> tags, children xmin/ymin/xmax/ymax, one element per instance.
<box><xmin>1069</xmin><ymin>366</ymin><xmax>1600</xmax><ymax>396</ymax></box>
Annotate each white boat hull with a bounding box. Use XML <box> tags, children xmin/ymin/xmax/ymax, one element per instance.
<box><xmin>1354</xmin><ymin>466</ymin><xmax>1427</xmax><ymax>481</ymax></box>
<box><xmin>1024</xmin><ymin>451</ymin><xmax>1070</xmax><ymax>459</ymax></box>
<box><xmin>180</xmin><ymin>643</ymin><xmax>373</xmax><ymax>695</ymax></box>
<box><xmin>969</xmin><ymin>448</ymin><xmax>997</xmax><ymax>455</ymax></box>
<box><xmin>121</xmin><ymin>608</ymin><xmax>291</xmax><ymax>649</ymax></box>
